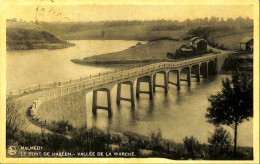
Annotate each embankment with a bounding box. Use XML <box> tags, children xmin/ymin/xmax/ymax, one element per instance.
<box><xmin>33</xmin><ymin>91</ymin><xmax>87</xmax><ymax>128</ymax></box>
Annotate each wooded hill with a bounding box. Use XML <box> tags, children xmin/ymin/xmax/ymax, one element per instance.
<box><xmin>6</xmin><ymin>20</ymin><xmax>74</xmax><ymax>50</ymax></box>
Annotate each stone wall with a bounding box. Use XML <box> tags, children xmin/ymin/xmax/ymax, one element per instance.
<box><xmin>33</xmin><ymin>91</ymin><xmax>87</xmax><ymax>128</ymax></box>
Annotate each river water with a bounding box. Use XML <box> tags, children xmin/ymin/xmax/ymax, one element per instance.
<box><xmin>7</xmin><ymin>40</ymin><xmax>253</xmax><ymax>147</ymax></box>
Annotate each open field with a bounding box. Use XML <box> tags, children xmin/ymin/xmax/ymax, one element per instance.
<box><xmin>60</xmin><ymin>27</ymin><xmax>188</xmax><ymax>41</ymax></box>
<box><xmin>208</xmin><ymin>31</ymin><xmax>253</xmax><ymax>50</ymax></box>
<box><xmin>39</xmin><ymin>21</ymin><xmax>188</xmax><ymax>41</ymax></box>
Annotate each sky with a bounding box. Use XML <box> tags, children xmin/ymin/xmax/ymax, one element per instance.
<box><xmin>6</xmin><ymin>5</ymin><xmax>253</xmax><ymax>22</ymax></box>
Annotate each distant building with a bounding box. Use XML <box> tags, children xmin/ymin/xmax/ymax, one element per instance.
<box><xmin>239</xmin><ymin>37</ymin><xmax>253</xmax><ymax>52</ymax></box>
<box><xmin>190</xmin><ymin>37</ymin><xmax>207</xmax><ymax>52</ymax></box>
<box><xmin>189</xmin><ymin>37</ymin><xmax>199</xmax><ymax>45</ymax></box>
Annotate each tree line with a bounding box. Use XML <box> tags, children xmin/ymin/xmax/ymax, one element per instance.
<box><xmin>8</xmin><ymin>16</ymin><xmax>253</xmax><ymax>30</ymax></box>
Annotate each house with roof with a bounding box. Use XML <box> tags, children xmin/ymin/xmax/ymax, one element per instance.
<box><xmin>167</xmin><ymin>36</ymin><xmax>208</xmax><ymax>59</ymax></box>
<box><xmin>239</xmin><ymin>37</ymin><xmax>253</xmax><ymax>52</ymax></box>
<box><xmin>190</xmin><ymin>37</ymin><xmax>207</xmax><ymax>52</ymax></box>
<box><xmin>189</xmin><ymin>37</ymin><xmax>199</xmax><ymax>45</ymax></box>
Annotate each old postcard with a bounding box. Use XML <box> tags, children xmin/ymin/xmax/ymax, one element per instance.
<box><xmin>0</xmin><ymin>0</ymin><xmax>259</xmax><ymax>163</ymax></box>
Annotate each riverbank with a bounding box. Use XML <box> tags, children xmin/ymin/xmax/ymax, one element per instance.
<box><xmin>31</xmin><ymin>42</ymin><xmax>75</xmax><ymax>50</ymax></box>
<box><xmin>71</xmin><ymin>39</ymin><xmax>186</xmax><ymax>64</ymax></box>
<box><xmin>6</xmin><ymin>93</ymin><xmax>253</xmax><ymax>160</ymax></box>
<box><xmin>7</xmin><ymin>41</ymin><xmax>75</xmax><ymax>50</ymax></box>
<box><xmin>71</xmin><ymin>58</ymin><xmax>173</xmax><ymax>64</ymax></box>
<box><xmin>221</xmin><ymin>53</ymin><xmax>253</xmax><ymax>73</ymax></box>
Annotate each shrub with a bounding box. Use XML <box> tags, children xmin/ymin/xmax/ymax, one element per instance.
<box><xmin>208</xmin><ymin>127</ymin><xmax>232</xmax><ymax>159</ymax></box>
<box><xmin>183</xmin><ymin>136</ymin><xmax>201</xmax><ymax>159</ymax></box>
<box><xmin>51</xmin><ymin>120</ymin><xmax>74</xmax><ymax>135</ymax></box>
<box><xmin>150</xmin><ymin>129</ymin><xmax>163</xmax><ymax>151</ymax></box>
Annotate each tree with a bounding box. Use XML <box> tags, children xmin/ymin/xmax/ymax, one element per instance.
<box><xmin>206</xmin><ymin>71</ymin><xmax>253</xmax><ymax>158</ymax></box>
<box><xmin>188</xmin><ymin>26</ymin><xmax>210</xmax><ymax>40</ymax></box>
<box><xmin>183</xmin><ymin>136</ymin><xmax>201</xmax><ymax>159</ymax></box>
<box><xmin>208</xmin><ymin>127</ymin><xmax>232</xmax><ymax>159</ymax></box>
<box><xmin>184</xmin><ymin>18</ymin><xmax>192</xmax><ymax>28</ymax></box>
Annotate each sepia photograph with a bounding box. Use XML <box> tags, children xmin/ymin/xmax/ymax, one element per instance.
<box><xmin>0</xmin><ymin>0</ymin><xmax>259</xmax><ymax>163</ymax></box>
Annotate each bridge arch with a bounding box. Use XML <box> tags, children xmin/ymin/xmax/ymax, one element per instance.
<box><xmin>136</xmin><ymin>75</ymin><xmax>153</xmax><ymax>99</ymax></box>
<box><xmin>152</xmin><ymin>71</ymin><xmax>168</xmax><ymax>93</ymax></box>
<box><xmin>116</xmin><ymin>81</ymin><xmax>135</xmax><ymax>107</ymax></box>
<box><xmin>208</xmin><ymin>60</ymin><xmax>216</xmax><ymax>75</ymax></box>
<box><xmin>168</xmin><ymin>69</ymin><xmax>180</xmax><ymax>89</ymax></box>
<box><xmin>179</xmin><ymin>66</ymin><xmax>191</xmax><ymax>86</ymax></box>
<box><xmin>200</xmin><ymin>62</ymin><xmax>208</xmax><ymax>78</ymax></box>
<box><xmin>92</xmin><ymin>87</ymin><xmax>112</xmax><ymax>116</ymax></box>
<box><xmin>191</xmin><ymin>64</ymin><xmax>201</xmax><ymax>82</ymax></box>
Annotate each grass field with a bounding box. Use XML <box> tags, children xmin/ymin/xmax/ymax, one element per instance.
<box><xmin>208</xmin><ymin>30</ymin><xmax>253</xmax><ymax>50</ymax></box>
<box><xmin>76</xmin><ymin>39</ymin><xmax>187</xmax><ymax>63</ymax></box>
<box><xmin>38</xmin><ymin>21</ymin><xmax>188</xmax><ymax>41</ymax></box>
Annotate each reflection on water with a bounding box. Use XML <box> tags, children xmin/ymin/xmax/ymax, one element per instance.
<box><xmin>7</xmin><ymin>40</ymin><xmax>252</xmax><ymax>147</ymax></box>
<box><xmin>86</xmin><ymin>73</ymin><xmax>253</xmax><ymax>147</ymax></box>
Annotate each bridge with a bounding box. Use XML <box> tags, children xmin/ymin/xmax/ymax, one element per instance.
<box><xmin>23</xmin><ymin>52</ymin><xmax>231</xmax><ymax>119</ymax></box>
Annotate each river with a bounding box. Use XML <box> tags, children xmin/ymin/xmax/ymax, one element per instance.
<box><xmin>6</xmin><ymin>40</ymin><xmax>253</xmax><ymax>147</ymax></box>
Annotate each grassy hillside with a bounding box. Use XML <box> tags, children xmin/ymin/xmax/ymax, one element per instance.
<box><xmin>186</xmin><ymin>26</ymin><xmax>253</xmax><ymax>51</ymax></box>
<box><xmin>38</xmin><ymin>21</ymin><xmax>188</xmax><ymax>41</ymax></box>
<box><xmin>72</xmin><ymin>39</ymin><xmax>187</xmax><ymax>64</ymax></box>
<box><xmin>208</xmin><ymin>31</ymin><xmax>253</xmax><ymax>50</ymax></box>
<box><xmin>38</xmin><ymin>18</ymin><xmax>253</xmax><ymax>44</ymax></box>
<box><xmin>6</xmin><ymin>21</ymin><xmax>75</xmax><ymax>50</ymax></box>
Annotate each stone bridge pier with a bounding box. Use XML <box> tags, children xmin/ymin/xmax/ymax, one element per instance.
<box><xmin>191</xmin><ymin>64</ymin><xmax>201</xmax><ymax>82</ymax></box>
<box><xmin>180</xmin><ymin>67</ymin><xmax>191</xmax><ymax>86</ymax></box>
<box><xmin>136</xmin><ymin>75</ymin><xmax>153</xmax><ymax>99</ymax></box>
<box><xmin>92</xmin><ymin>88</ymin><xmax>112</xmax><ymax>116</ymax></box>
<box><xmin>200</xmin><ymin>62</ymin><xmax>208</xmax><ymax>78</ymax></box>
<box><xmin>168</xmin><ymin>70</ymin><xmax>181</xmax><ymax>89</ymax></box>
<box><xmin>153</xmin><ymin>71</ymin><xmax>168</xmax><ymax>93</ymax></box>
<box><xmin>208</xmin><ymin>60</ymin><xmax>217</xmax><ymax>75</ymax></box>
<box><xmin>116</xmin><ymin>81</ymin><xmax>135</xmax><ymax>107</ymax></box>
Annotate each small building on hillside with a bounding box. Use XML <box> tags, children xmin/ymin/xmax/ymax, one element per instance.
<box><xmin>239</xmin><ymin>37</ymin><xmax>253</xmax><ymax>52</ymax></box>
<box><xmin>166</xmin><ymin>36</ymin><xmax>208</xmax><ymax>59</ymax></box>
<box><xmin>189</xmin><ymin>37</ymin><xmax>199</xmax><ymax>45</ymax></box>
<box><xmin>190</xmin><ymin>37</ymin><xmax>207</xmax><ymax>52</ymax></box>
